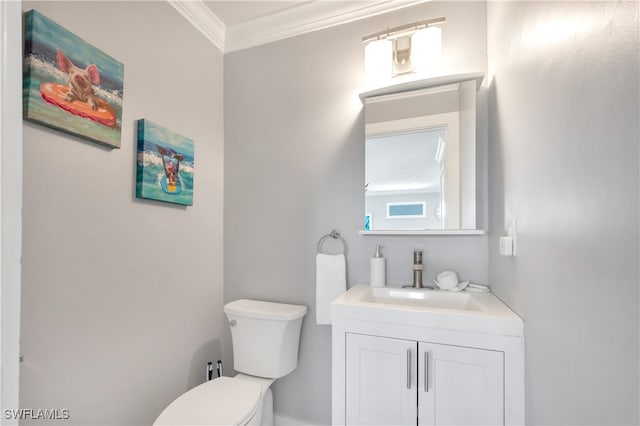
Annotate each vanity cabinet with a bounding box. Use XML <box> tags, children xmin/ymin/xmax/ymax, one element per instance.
<box><xmin>345</xmin><ymin>333</ymin><xmax>503</xmax><ymax>426</ymax></box>
<box><xmin>331</xmin><ymin>285</ymin><xmax>525</xmax><ymax>426</ymax></box>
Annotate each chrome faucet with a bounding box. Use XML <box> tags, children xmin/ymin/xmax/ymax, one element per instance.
<box><xmin>412</xmin><ymin>250</ymin><xmax>424</xmax><ymax>289</ymax></box>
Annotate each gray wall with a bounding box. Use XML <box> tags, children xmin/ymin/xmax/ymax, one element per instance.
<box><xmin>20</xmin><ymin>2</ymin><xmax>224</xmax><ymax>424</ymax></box>
<box><xmin>224</xmin><ymin>2</ymin><xmax>487</xmax><ymax>423</ymax></box>
<box><xmin>487</xmin><ymin>1</ymin><xmax>639</xmax><ymax>424</ymax></box>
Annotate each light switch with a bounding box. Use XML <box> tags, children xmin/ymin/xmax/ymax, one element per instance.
<box><xmin>499</xmin><ymin>236</ymin><xmax>513</xmax><ymax>256</ymax></box>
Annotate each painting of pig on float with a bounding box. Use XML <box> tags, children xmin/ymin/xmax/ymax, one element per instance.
<box><xmin>23</xmin><ymin>9</ymin><xmax>124</xmax><ymax>148</ymax></box>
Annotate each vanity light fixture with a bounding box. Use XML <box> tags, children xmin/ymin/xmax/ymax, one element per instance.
<box><xmin>364</xmin><ymin>38</ymin><xmax>392</xmax><ymax>82</ymax></box>
<box><xmin>363</xmin><ymin>17</ymin><xmax>445</xmax><ymax>82</ymax></box>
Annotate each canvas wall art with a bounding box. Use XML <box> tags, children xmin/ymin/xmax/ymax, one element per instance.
<box><xmin>136</xmin><ymin>119</ymin><xmax>194</xmax><ymax>206</ymax></box>
<box><xmin>23</xmin><ymin>10</ymin><xmax>124</xmax><ymax>148</ymax></box>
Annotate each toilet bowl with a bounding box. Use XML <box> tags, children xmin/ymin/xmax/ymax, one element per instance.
<box><xmin>154</xmin><ymin>299</ymin><xmax>307</xmax><ymax>426</ymax></box>
<box><xmin>154</xmin><ymin>376</ymin><xmax>263</xmax><ymax>425</ymax></box>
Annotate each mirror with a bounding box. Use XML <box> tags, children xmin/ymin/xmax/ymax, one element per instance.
<box><xmin>362</xmin><ymin>74</ymin><xmax>483</xmax><ymax>233</ymax></box>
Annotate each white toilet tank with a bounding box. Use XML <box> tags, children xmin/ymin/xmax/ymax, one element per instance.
<box><xmin>224</xmin><ymin>299</ymin><xmax>307</xmax><ymax>379</ymax></box>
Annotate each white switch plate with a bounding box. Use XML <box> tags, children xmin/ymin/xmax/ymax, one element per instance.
<box><xmin>499</xmin><ymin>236</ymin><xmax>513</xmax><ymax>256</ymax></box>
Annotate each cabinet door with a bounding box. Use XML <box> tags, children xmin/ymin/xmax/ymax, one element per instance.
<box><xmin>346</xmin><ymin>333</ymin><xmax>417</xmax><ymax>426</ymax></box>
<box><xmin>418</xmin><ymin>342</ymin><xmax>504</xmax><ymax>426</ymax></box>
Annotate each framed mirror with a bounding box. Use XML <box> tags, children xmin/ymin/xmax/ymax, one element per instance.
<box><xmin>360</xmin><ymin>73</ymin><xmax>484</xmax><ymax>235</ymax></box>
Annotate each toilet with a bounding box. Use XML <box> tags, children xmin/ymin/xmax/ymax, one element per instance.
<box><xmin>154</xmin><ymin>299</ymin><xmax>307</xmax><ymax>426</ymax></box>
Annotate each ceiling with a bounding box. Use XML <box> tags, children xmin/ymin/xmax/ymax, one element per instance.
<box><xmin>204</xmin><ymin>1</ymin><xmax>312</xmax><ymax>27</ymax></box>
<box><xmin>168</xmin><ymin>0</ymin><xmax>428</xmax><ymax>53</ymax></box>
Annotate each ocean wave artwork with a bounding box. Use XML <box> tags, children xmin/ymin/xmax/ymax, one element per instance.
<box><xmin>23</xmin><ymin>9</ymin><xmax>124</xmax><ymax>148</ymax></box>
<box><xmin>136</xmin><ymin>119</ymin><xmax>194</xmax><ymax>206</ymax></box>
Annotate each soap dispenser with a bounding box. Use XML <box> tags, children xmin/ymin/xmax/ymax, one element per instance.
<box><xmin>370</xmin><ymin>245</ymin><xmax>386</xmax><ymax>288</ymax></box>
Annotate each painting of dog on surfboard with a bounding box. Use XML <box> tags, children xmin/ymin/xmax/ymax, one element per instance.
<box><xmin>23</xmin><ymin>9</ymin><xmax>124</xmax><ymax>148</ymax></box>
<box><xmin>136</xmin><ymin>119</ymin><xmax>194</xmax><ymax>206</ymax></box>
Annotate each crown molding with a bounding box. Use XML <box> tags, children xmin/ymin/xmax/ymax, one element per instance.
<box><xmin>168</xmin><ymin>0</ymin><xmax>430</xmax><ymax>54</ymax></box>
<box><xmin>225</xmin><ymin>0</ymin><xmax>429</xmax><ymax>53</ymax></box>
<box><xmin>167</xmin><ymin>0</ymin><xmax>225</xmax><ymax>52</ymax></box>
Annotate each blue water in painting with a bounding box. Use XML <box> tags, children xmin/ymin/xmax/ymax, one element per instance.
<box><xmin>23</xmin><ymin>10</ymin><xmax>124</xmax><ymax>147</ymax></box>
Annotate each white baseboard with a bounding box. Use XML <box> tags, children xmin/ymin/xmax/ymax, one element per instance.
<box><xmin>274</xmin><ymin>413</ymin><xmax>319</xmax><ymax>426</ymax></box>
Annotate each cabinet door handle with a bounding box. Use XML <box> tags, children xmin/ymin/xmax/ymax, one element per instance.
<box><xmin>424</xmin><ymin>351</ymin><xmax>429</xmax><ymax>392</ymax></box>
<box><xmin>407</xmin><ymin>349</ymin><xmax>412</xmax><ymax>389</ymax></box>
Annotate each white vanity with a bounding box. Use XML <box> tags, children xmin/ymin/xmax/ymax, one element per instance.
<box><xmin>331</xmin><ymin>285</ymin><xmax>524</xmax><ymax>425</ymax></box>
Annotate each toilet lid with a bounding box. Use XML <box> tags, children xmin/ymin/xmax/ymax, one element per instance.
<box><xmin>154</xmin><ymin>377</ymin><xmax>262</xmax><ymax>426</ymax></box>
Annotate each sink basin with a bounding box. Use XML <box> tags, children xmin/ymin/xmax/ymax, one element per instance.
<box><xmin>331</xmin><ymin>284</ymin><xmax>523</xmax><ymax>336</ymax></box>
<box><xmin>361</xmin><ymin>286</ymin><xmax>482</xmax><ymax>311</ymax></box>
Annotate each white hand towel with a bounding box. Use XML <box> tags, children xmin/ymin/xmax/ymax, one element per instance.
<box><xmin>316</xmin><ymin>253</ymin><xmax>346</xmax><ymax>325</ymax></box>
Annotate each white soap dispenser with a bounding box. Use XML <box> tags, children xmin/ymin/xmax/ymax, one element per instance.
<box><xmin>370</xmin><ymin>245</ymin><xmax>386</xmax><ymax>288</ymax></box>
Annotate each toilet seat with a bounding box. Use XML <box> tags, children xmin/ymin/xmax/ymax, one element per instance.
<box><xmin>154</xmin><ymin>377</ymin><xmax>262</xmax><ymax>425</ymax></box>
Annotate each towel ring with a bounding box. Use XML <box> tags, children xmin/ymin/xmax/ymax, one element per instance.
<box><xmin>317</xmin><ymin>230</ymin><xmax>348</xmax><ymax>256</ymax></box>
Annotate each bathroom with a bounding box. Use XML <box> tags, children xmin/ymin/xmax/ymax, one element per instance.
<box><xmin>1</xmin><ymin>0</ymin><xmax>638</xmax><ymax>425</ymax></box>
